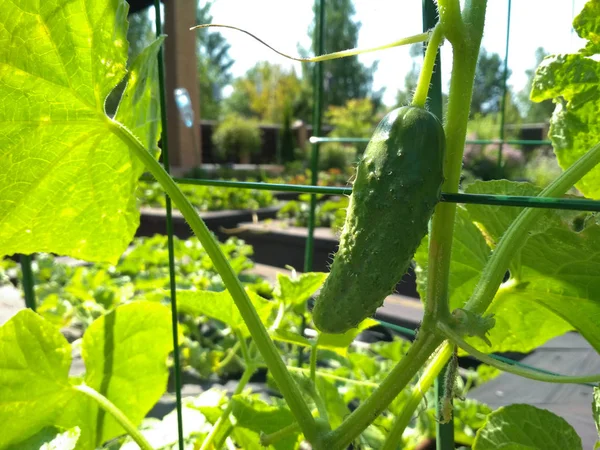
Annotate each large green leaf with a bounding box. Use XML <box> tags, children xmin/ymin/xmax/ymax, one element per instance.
<box><xmin>6</xmin><ymin>427</ymin><xmax>80</xmax><ymax>450</ymax></box>
<box><xmin>58</xmin><ymin>302</ymin><xmax>173</xmax><ymax>448</ymax></box>
<box><xmin>530</xmin><ymin>2</ymin><xmax>600</xmax><ymax>198</ymax></box>
<box><xmin>415</xmin><ymin>197</ymin><xmax>573</xmax><ymax>354</ymax></box>
<box><xmin>0</xmin><ymin>302</ymin><xmax>172</xmax><ymax>449</ymax></box>
<box><xmin>231</xmin><ymin>395</ymin><xmax>300</xmax><ymax>450</ymax></box>
<box><xmin>414</xmin><ymin>206</ymin><xmax>490</xmax><ymax>312</ymax></box>
<box><xmin>6</xmin><ymin>426</ymin><xmax>80</xmax><ymax>450</ymax></box>
<box><xmin>0</xmin><ymin>0</ymin><xmax>162</xmax><ymax>264</ymax></box>
<box><xmin>177</xmin><ymin>289</ymin><xmax>275</xmax><ymax>337</ymax></box>
<box><xmin>473</xmin><ymin>404</ymin><xmax>582</xmax><ymax>450</ymax></box>
<box><xmin>0</xmin><ymin>310</ymin><xmax>74</xmax><ymax>448</ymax></box>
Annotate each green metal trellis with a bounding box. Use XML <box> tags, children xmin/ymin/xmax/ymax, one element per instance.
<box><xmin>14</xmin><ymin>0</ymin><xmax>597</xmax><ymax>449</ymax></box>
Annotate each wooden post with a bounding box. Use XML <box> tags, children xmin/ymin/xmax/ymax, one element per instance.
<box><xmin>164</xmin><ymin>0</ymin><xmax>201</xmax><ymax>169</ymax></box>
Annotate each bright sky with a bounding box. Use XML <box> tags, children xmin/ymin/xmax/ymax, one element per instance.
<box><xmin>209</xmin><ymin>0</ymin><xmax>588</xmax><ymax>106</ymax></box>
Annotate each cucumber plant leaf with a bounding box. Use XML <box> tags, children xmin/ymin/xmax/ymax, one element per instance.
<box><xmin>57</xmin><ymin>302</ymin><xmax>173</xmax><ymax>447</ymax></box>
<box><xmin>6</xmin><ymin>426</ymin><xmax>80</xmax><ymax>450</ymax></box>
<box><xmin>0</xmin><ymin>0</ymin><xmax>162</xmax><ymax>264</ymax></box>
<box><xmin>531</xmin><ymin>1</ymin><xmax>600</xmax><ymax>198</ymax></box>
<box><xmin>231</xmin><ymin>395</ymin><xmax>300</xmax><ymax>450</ymax></box>
<box><xmin>0</xmin><ymin>310</ymin><xmax>74</xmax><ymax>449</ymax></box>
<box><xmin>0</xmin><ymin>302</ymin><xmax>172</xmax><ymax>449</ymax></box>
<box><xmin>176</xmin><ymin>289</ymin><xmax>275</xmax><ymax>337</ymax></box>
<box><xmin>473</xmin><ymin>404</ymin><xmax>582</xmax><ymax>450</ymax></box>
<box><xmin>415</xmin><ymin>201</ymin><xmax>572</xmax><ymax>354</ymax></box>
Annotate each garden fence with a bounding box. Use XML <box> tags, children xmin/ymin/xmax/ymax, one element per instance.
<box><xmin>15</xmin><ymin>0</ymin><xmax>600</xmax><ymax>449</ymax></box>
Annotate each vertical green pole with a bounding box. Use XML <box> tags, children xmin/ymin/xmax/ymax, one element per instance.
<box><xmin>298</xmin><ymin>0</ymin><xmax>325</xmax><ymax>368</ymax></box>
<box><xmin>422</xmin><ymin>1</ymin><xmax>454</xmax><ymax>449</ymax></box>
<box><xmin>20</xmin><ymin>255</ymin><xmax>36</xmax><ymax>311</ymax></box>
<box><xmin>153</xmin><ymin>2</ymin><xmax>185</xmax><ymax>449</ymax></box>
<box><xmin>304</xmin><ymin>0</ymin><xmax>325</xmax><ymax>274</ymax></box>
<box><xmin>497</xmin><ymin>0</ymin><xmax>512</xmax><ymax>170</ymax></box>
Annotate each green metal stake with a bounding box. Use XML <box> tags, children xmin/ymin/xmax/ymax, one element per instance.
<box><xmin>20</xmin><ymin>254</ymin><xmax>36</xmax><ymax>311</ymax></box>
<box><xmin>298</xmin><ymin>0</ymin><xmax>325</xmax><ymax>368</ymax></box>
<box><xmin>421</xmin><ymin>0</ymin><xmax>454</xmax><ymax>448</ymax></box>
<box><xmin>497</xmin><ymin>0</ymin><xmax>512</xmax><ymax>171</ymax></box>
<box><xmin>153</xmin><ymin>2</ymin><xmax>184</xmax><ymax>449</ymax></box>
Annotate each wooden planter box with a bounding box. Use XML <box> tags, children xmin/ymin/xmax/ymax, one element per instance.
<box><xmin>136</xmin><ymin>206</ymin><xmax>282</xmax><ymax>241</ymax></box>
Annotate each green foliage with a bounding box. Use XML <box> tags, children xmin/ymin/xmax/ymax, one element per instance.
<box><xmin>225</xmin><ymin>63</ymin><xmax>303</xmax><ymax>123</ymax></box>
<box><xmin>518</xmin><ymin>47</ymin><xmax>555</xmax><ymax>123</ymax></box>
<box><xmin>473</xmin><ymin>404</ymin><xmax>582</xmax><ymax>450</ymax></box>
<box><xmin>326</xmin><ymin>98</ymin><xmax>377</xmax><ymax>154</ymax></box>
<box><xmin>0</xmin><ymin>302</ymin><xmax>172</xmax><ymax>449</ymax></box>
<box><xmin>318</xmin><ymin>143</ymin><xmax>357</xmax><ymax>171</ymax></box>
<box><xmin>6</xmin><ymin>427</ymin><xmax>81</xmax><ymax>450</ymax></box>
<box><xmin>212</xmin><ymin>114</ymin><xmax>262</xmax><ymax>163</ymax></box>
<box><xmin>524</xmin><ymin>148</ymin><xmax>564</xmax><ymax>188</ymax></box>
<box><xmin>594</xmin><ymin>387</ymin><xmax>600</xmax><ymax>447</ymax></box>
<box><xmin>531</xmin><ymin>4</ymin><xmax>600</xmax><ymax>198</ymax></box>
<box><xmin>138</xmin><ymin>180</ymin><xmax>275</xmax><ymax>211</ymax></box>
<box><xmin>0</xmin><ymin>7</ymin><xmax>162</xmax><ymax>264</ymax></box>
<box><xmin>277</xmin><ymin>195</ymin><xmax>348</xmax><ymax>231</ymax></box>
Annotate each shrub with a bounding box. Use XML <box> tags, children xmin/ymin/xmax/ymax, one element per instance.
<box><xmin>212</xmin><ymin>114</ymin><xmax>262</xmax><ymax>163</ymax></box>
<box><xmin>318</xmin><ymin>142</ymin><xmax>357</xmax><ymax>171</ymax></box>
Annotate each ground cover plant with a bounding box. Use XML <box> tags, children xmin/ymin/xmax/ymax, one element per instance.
<box><xmin>3</xmin><ymin>0</ymin><xmax>600</xmax><ymax>449</ymax></box>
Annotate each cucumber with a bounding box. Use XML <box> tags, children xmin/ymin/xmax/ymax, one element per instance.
<box><xmin>312</xmin><ymin>105</ymin><xmax>445</xmax><ymax>334</ymax></box>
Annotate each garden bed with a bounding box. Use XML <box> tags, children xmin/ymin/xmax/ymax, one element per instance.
<box><xmin>136</xmin><ymin>206</ymin><xmax>281</xmax><ymax>241</ymax></box>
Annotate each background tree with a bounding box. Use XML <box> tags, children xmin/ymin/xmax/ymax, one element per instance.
<box><xmin>195</xmin><ymin>2</ymin><xmax>234</xmax><ymax>120</ymax></box>
<box><xmin>301</xmin><ymin>0</ymin><xmax>383</xmax><ymax>116</ymax></box>
<box><xmin>519</xmin><ymin>47</ymin><xmax>555</xmax><ymax>123</ymax></box>
<box><xmin>224</xmin><ymin>62</ymin><xmax>303</xmax><ymax>123</ymax></box>
<box><xmin>471</xmin><ymin>48</ymin><xmax>510</xmax><ymax>116</ymax></box>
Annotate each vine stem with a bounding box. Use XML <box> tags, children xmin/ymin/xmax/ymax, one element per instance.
<box><xmin>73</xmin><ymin>384</ymin><xmax>154</xmax><ymax>450</ymax></box>
<box><xmin>191</xmin><ymin>24</ymin><xmax>430</xmax><ymax>63</ymax></box>
<box><xmin>321</xmin><ymin>331</ymin><xmax>443</xmax><ymax>450</ymax></box>
<box><xmin>412</xmin><ymin>23</ymin><xmax>444</xmax><ymax>108</ymax></box>
<box><xmin>380</xmin><ymin>343</ymin><xmax>453</xmax><ymax>450</ymax></box>
<box><xmin>200</xmin><ymin>365</ymin><xmax>255</xmax><ymax>450</ymax></box>
<box><xmin>261</xmin><ymin>422</ymin><xmax>302</xmax><ymax>447</ymax></box>
<box><xmin>464</xmin><ymin>140</ymin><xmax>600</xmax><ymax>315</ymax></box>
<box><xmin>438</xmin><ymin>323</ymin><xmax>600</xmax><ymax>383</ymax></box>
<box><xmin>108</xmin><ymin>118</ymin><xmax>317</xmax><ymax>444</ymax></box>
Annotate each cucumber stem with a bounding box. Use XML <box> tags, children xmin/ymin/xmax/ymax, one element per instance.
<box><xmin>73</xmin><ymin>384</ymin><xmax>154</xmax><ymax>450</ymax></box>
<box><xmin>109</xmin><ymin>118</ymin><xmax>318</xmax><ymax>444</ymax></box>
<box><xmin>191</xmin><ymin>24</ymin><xmax>430</xmax><ymax>63</ymax></box>
<box><xmin>380</xmin><ymin>343</ymin><xmax>453</xmax><ymax>450</ymax></box>
<box><xmin>439</xmin><ymin>322</ymin><xmax>600</xmax><ymax>383</ymax></box>
<box><xmin>412</xmin><ymin>24</ymin><xmax>444</xmax><ymax>108</ymax></box>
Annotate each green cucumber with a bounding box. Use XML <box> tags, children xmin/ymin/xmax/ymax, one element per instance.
<box><xmin>312</xmin><ymin>105</ymin><xmax>445</xmax><ymax>334</ymax></box>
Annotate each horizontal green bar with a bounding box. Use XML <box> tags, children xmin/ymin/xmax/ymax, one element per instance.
<box><xmin>309</xmin><ymin>137</ymin><xmax>552</xmax><ymax>146</ymax></box>
<box><xmin>172</xmin><ymin>177</ymin><xmax>600</xmax><ymax>212</ymax></box>
<box><xmin>376</xmin><ymin>320</ymin><xmax>593</xmax><ymax>387</ymax></box>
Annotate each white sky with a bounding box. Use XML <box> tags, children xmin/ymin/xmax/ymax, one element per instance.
<box><xmin>208</xmin><ymin>0</ymin><xmax>588</xmax><ymax>106</ymax></box>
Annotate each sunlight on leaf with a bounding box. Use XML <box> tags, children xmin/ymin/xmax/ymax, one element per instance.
<box><xmin>473</xmin><ymin>404</ymin><xmax>582</xmax><ymax>450</ymax></box>
<box><xmin>0</xmin><ymin>0</ymin><xmax>162</xmax><ymax>263</ymax></box>
<box><xmin>0</xmin><ymin>310</ymin><xmax>74</xmax><ymax>448</ymax></box>
<box><xmin>6</xmin><ymin>426</ymin><xmax>80</xmax><ymax>450</ymax></box>
<box><xmin>177</xmin><ymin>289</ymin><xmax>275</xmax><ymax>337</ymax></box>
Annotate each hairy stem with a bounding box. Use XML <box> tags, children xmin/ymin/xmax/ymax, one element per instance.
<box><xmin>464</xmin><ymin>141</ymin><xmax>600</xmax><ymax>315</ymax></box>
<box><xmin>380</xmin><ymin>343</ymin><xmax>453</xmax><ymax>450</ymax></box>
<box><xmin>412</xmin><ymin>23</ymin><xmax>444</xmax><ymax>108</ymax></box>
<box><xmin>423</xmin><ymin>38</ymin><xmax>482</xmax><ymax>322</ymax></box>
<box><xmin>109</xmin><ymin>119</ymin><xmax>317</xmax><ymax>443</ymax></box>
<box><xmin>261</xmin><ymin>422</ymin><xmax>302</xmax><ymax>447</ymax></box>
<box><xmin>321</xmin><ymin>331</ymin><xmax>443</xmax><ymax>450</ymax></box>
<box><xmin>74</xmin><ymin>384</ymin><xmax>154</xmax><ymax>450</ymax></box>
<box><xmin>437</xmin><ymin>0</ymin><xmax>465</xmax><ymax>44</ymax></box>
<box><xmin>439</xmin><ymin>322</ymin><xmax>600</xmax><ymax>383</ymax></box>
